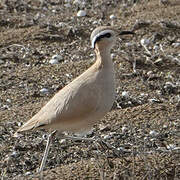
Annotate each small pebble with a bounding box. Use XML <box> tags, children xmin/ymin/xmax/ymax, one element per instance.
<box><xmin>147</xmin><ymin>71</ymin><xmax>153</xmax><ymax>76</ymax></box>
<box><xmin>42</xmin><ymin>134</ymin><xmax>48</xmax><ymax>139</ymax></box>
<box><xmin>65</xmin><ymin>73</ymin><xmax>72</xmax><ymax>78</ymax></box>
<box><xmin>167</xmin><ymin>144</ymin><xmax>176</xmax><ymax>150</ymax></box>
<box><xmin>164</xmin><ymin>82</ymin><xmax>176</xmax><ymax>91</ymax></box>
<box><xmin>59</xmin><ymin>139</ymin><xmax>66</xmax><ymax>144</ymax></box>
<box><xmin>127</xmin><ymin>101</ymin><xmax>132</xmax><ymax>105</ymax></box>
<box><xmin>92</xmin><ymin>21</ymin><xmax>98</xmax><ymax>25</ymax></box>
<box><xmin>17</xmin><ymin>122</ymin><xmax>23</xmax><ymax>127</ymax></box>
<box><xmin>144</xmin><ymin>137</ymin><xmax>148</xmax><ymax>140</ymax></box>
<box><xmin>163</xmin><ymin>124</ymin><xmax>168</xmax><ymax>128</ymax></box>
<box><xmin>117</xmin><ymin>147</ymin><xmax>125</xmax><ymax>151</ymax></box>
<box><xmin>49</xmin><ymin>55</ymin><xmax>63</xmax><ymax>64</ymax></box>
<box><xmin>172</xmin><ymin>42</ymin><xmax>180</xmax><ymax>48</ymax></box>
<box><xmin>40</xmin><ymin>88</ymin><xmax>49</xmax><ymax>94</ymax></box>
<box><xmin>125</xmin><ymin>42</ymin><xmax>134</xmax><ymax>47</ymax></box>
<box><xmin>56</xmin><ymin>22</ymin><xmax>66</xmax><ymax>28</ymax></box>
<box><xmin>10</xmin><ymin>151</ymin><xmax>19</xmax><ymax>158</ymax></box>
<box><xmin>122</xmin><ymin>91</ymin><xmax>129</xmax><ymax>98</ymax></box>
<box><xmin>109</xmin><ymin>14</ymin><xmax>116</xmax><ymax>20</ymax></box>
<box><xmin>140</xmin><ymin>38</ymin><xmax>150</xmax><ymax>46</ymax></box>
<box><xmin>111</xmin><ymin>53</ymin><xmax>115</xmax><ymax>58</ymax></box>
<box><xmin>140</xmin><ymin>93</ymin><xmax>148</xmax><ymax>97</ymax></box>
<box><xmin>153</xmin><ymin>45</ymin><xmax>159</xmax><ymax>52</ymax></box>
<box><xmin>103</xmin><ymin>135</ymin><xmax>111</xmax><ymax>140</ymax></box>
<box><xmin>90</xmin><ymin>158</ymin><xmax>96</xmax><ymax>162</ymax></box>
<box><xmin>156</xmin><ymin>90</ymin><xmax>162</xmax><ymax>95</ymax></box>
<box><xmin>99</xmin><ymin>124</ymin><xmax>109</xmax><ymax>131</ymax></box>
<box><xmin>173</xmin><ymin>122</ymin><xmax>178</xmax><ymax>126</ymax></box>
<box><xmin>49</xmin><ymin>58</ymin><xmax>59</xmax><ymax>64</ymax></box>
<box><xmin>148</xmin><ymin>98</ymin><xmax>161</xmax><ymax>103</ymax></box>
<box><xmin>165</xmin><ymin>81</ymin><xmax>175</xmax><ymax>87</ymax></box>
<box><xmin>64</xmin><ymin>3</ymin><xmax>71</xmax><ymax>8</ymax></box>
<box><xmin>6</xmin><ymin>99</ymin><xmax>11</xmax><ymax>103</ymax></box>
<box><xmin>154</xmin><ymin>58</ymin><xmax>163</xmax><ymax>64</ymax></box>
<box><xmin>77</xmin><ymin>10</ymin><xmax>86</xmax><ymax>17</ymax></box>
<box><xmin>149</xmin><ymin>130</ymin><xmax>159</xmax><ymax>137</ymax></box>
<box><xmin>25</xmin><ymin>172</ymin><xmax>32</xmax><ymax>176</ymax></box>
<box><xmin>109</xmin><ymin>132</ymin><xmax>116</xmax><ymax>136</ymax></box>
<box><xmin>2</xmin><ymin>104</ymin><xmax>9</xmax><ymax>109</ymax></box>
<box><xmin>122</xmin><ymin>126</ymin><xmax>128</xmax><ymax>133</ymax></box>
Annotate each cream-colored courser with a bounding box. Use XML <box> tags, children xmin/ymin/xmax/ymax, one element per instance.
<box><xmin>14</xmin><ymin>26</ymin><xmax>134</xmax><ymax>173</ymax></box>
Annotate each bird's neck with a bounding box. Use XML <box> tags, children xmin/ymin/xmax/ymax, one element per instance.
<box><xmin>95</xmin><ymin>48</ymin><xmax>112</xmax><ymax>68</ymax></box>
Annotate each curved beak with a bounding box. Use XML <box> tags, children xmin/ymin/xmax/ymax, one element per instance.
<box><xmin>118</xmin><ymin>30</ymin><xmax>135</xmax><ymax>36</ymax></box>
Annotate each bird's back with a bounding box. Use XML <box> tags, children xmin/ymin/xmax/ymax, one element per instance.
<box><xmin>16</xmin><ymin>58</ymin><xmax>115</xmax><ymax>133</ymax></box>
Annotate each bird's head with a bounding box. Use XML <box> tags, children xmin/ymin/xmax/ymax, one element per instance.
<box><xmin>91</xmin><ymin>26</ymin><xmax>117</xmax><ymax>52</ymax></box>
<box><xmin>91</xmin><ymin>26</ymin><xmax>135</xmax><ymax>52</ymax></box>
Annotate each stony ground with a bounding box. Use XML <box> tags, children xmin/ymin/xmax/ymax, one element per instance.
<box><xmin>0</xmin><ymin>0</ymin><xmax>180</xmax><ymax>179</ymax></box>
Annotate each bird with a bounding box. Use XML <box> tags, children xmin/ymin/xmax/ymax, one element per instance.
<box><xmin>14</xmin><ymin>26</ymin><xmax>134</xmax><ymax>173</ymax></box>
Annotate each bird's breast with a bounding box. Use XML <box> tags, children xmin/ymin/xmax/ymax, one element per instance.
<box><xmin>93</xmin><ymin>65</ymin><xmax>115</xmax><ymax>114</ymax></box>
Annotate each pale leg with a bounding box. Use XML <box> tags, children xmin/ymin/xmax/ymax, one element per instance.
<box><xmin>38</xmin><ymin>130</ymin><xmax>57</xmax><ymax>173</ymax></box>
<box><xmin>38</xmin><ymin>133</ymin><xmax>122</xmax><ymax>174</ymax></box>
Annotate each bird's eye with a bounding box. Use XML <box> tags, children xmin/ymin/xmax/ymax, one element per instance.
<box><xmin>104</xmin><ymin>33</ymin><xmax>111</xmax><ymax>38</ymax></box>
<box><xmin>93</xmin><ymin>32</ymin><xmax>112</xmax><ymax>47</ymax></box>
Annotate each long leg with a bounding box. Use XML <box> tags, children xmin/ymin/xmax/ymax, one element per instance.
<box><xmin>38</xmin><ymin>130</ymin><xmax>57</xmax><ymax>173</ymax></box>
<box><xmin>37</xmin><ymin>133</ymin><xmax>124</xmax><ymax>174</ymax></box>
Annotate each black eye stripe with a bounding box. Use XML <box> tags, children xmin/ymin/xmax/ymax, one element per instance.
<box><xmin>95</xmin><ymin>33</ymin><xmax>112</xmax><ymax>42</ymax></box>
<box><xmin>104</xmin><ymin>33</ymin><xmax>111</xmax><ymax>38</ymax></box>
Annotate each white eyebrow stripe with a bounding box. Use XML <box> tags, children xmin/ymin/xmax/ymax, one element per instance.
<box><xmin>91</xmin><ymin>30</ymin><xmax>112</xmax><ymax>48</ymax></box>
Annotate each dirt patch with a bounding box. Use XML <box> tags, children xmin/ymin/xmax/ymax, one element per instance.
<box><xmin>0</xmin><ymin>0</ymin><xmax>180</xmax><ymax>179</ymax></box>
